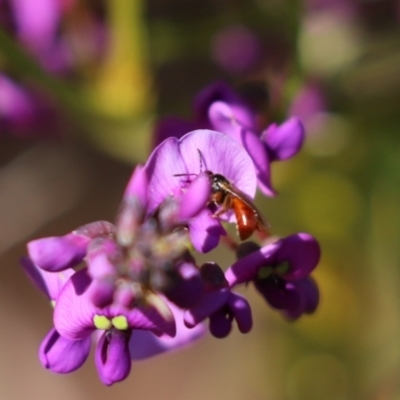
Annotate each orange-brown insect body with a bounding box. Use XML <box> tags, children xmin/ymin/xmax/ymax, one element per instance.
<box><xmin>207</xmin><ymin>172</ymin><xmax>267</xmax><ymax>240</ymax></box>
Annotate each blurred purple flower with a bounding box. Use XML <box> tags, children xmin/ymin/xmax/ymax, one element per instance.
<box><xmin>211</xmin><ymin>25</ymin><xmax>263</xmax><ymax>74</ymax></box>
<box><xmin>226</xmin><ymin>233</ymin><xmax>320</xmax><ymax>318</ymax></box>
<box><xmin>288</xmin><ymin>82</ymin><xmax>328</xmax><ymax>136</ymax></box>
<box><xmin>0</xmin><ymin>74</ymin><xmax>62</xmax><ymax>137</ymax></box>
<box><xmin>154</xmin><ymin>82</ymin><xmax>305</xmax><ymax>196</ymax></box>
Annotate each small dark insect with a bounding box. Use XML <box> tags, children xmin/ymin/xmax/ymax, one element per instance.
<box><xmin>174</xmin><ymin>151</ymin><xmax>268</xmax><ymax>240</ymax></box>
<box><xmin>206</xmin><ymin>171</ymin><xmax>268</xmax><ymax>240</ymax></box>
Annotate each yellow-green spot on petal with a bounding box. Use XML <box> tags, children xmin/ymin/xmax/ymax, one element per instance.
<box><xmin>112</xmin><ymin>315</ymin><xmax>129</xmax><ymax>330</ymax></box>
<box><xmin>257</xmin><ymin>266</ymin><xmax>273</xmax><ymax>280</ymax></box>
<box><xmin>275</xmin><ymin>262</ymin><xmax>290</xmax><ymax>275</ymax></box>
<box><xmin>50</xmin><ymin>300</ymin><xmax>56</xmax><ymax>309</ymax></box>
<box><xmin>94</xmin><ymin>315</ymin><xmax>112</xmax><ymax>330</ymax></box>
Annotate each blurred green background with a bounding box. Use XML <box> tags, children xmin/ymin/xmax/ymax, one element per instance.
<box><xmin>0</xmin><ymin>0</ymin><xmax>400</xmax><ymax>399</ymax></box>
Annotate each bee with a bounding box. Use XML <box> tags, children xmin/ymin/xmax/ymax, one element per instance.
<box><xmin>206</xmin><ymin>171</ymin><xmax>268</xmax><ymax>240</ymax></box>
<box><xmin>174</xmin><ymin>150</ymin><xmax>268</xmax><ymax>240</ymax></box>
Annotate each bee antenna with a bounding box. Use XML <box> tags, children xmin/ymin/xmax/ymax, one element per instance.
<box><xmin>197</xmin><ymin>149</ymin><xmax>206</xmax><ymax>173</ymax></box>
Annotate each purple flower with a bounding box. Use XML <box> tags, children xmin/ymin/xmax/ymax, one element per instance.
<box><xmin>288</xmin><ymin>82</ymin><xmax>328</xmax><ymax>136</ymax></box>
<box><xmin>154</xmin><ymin>82</ymin><xmax>305</xmax><ymax>196</ymax></box>
<box><xmin>145</xmin><ymin>129</ymin><xmax>257</xmax><ymax>252</ymax></box>
<box><xmin>184</xmin><ymin>263</ymin><xmax>252</xmax><ymax>338</ymax></box>
<box><xmin>225</xmin><ymin>233</ymin><xmax>320</xmax><ymax>318</ymax></box>
<box><xmin>211</xmin><ymin>25</ymin><xmax>263</xmax><ymax>74</ymax></box>
<box><xmin>22</xmin><ymin>256</ymin><xmax>205</xmax><ymax>385</ymax></box>
<box><xmin>53</xmin><ymin>268</ymin><xmax>176</xmax><ymax>385</ymax></box>
<box><xmin>0</xmin><ymin>74</ymin><xmax>62</xmax><ymax>137</ymax></box>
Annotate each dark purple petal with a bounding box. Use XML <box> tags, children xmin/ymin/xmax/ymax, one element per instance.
<box><xmin>272</xmin><ymin>233</ymin><xmax>321</xmax><ymax>280</ymax></box>
<box><xmin>27</xmin><ymin>233</ymin><xmax>89</xmax><ymax>272</ymax></box>
<box><xmin>20</xmin><ymin>256</ymin><xmax>74</xmax><ymax>300</ymax></box>
<box><xmin>194</xmin><ymin>82</ymin><xmax>255</xmax><ymax>130</ymax></box>
<box><xmin>53</xmin><ymin>269</ymin><xmax>96</xmax><ymax>340</ymax></box>
<box><xmin>254</xmin><ymin>278</ymin><xmax>300</xmax><ymax>310</ymax></box>
<box><xmin>163</xmin><ymin>262</ymin><xmax>204</xmax><ymax>308</ymax></box>
<box><xmin>188</xmin><ymin>209</ymin><xmax>226</xmax><ymax>253</ymax></box>
<box><xmin>184</xmin><ymin>288</ymin><xmax>230</xmax><ymax>328</ymax></box>
<box><xmin>262</xmin><ymin>118</ymin><xmax>305</xmax><ymax>162</ymax></box>
<box><xmin>284</xmin><ymin>278</ymin><xmax>320</xmax><ymax>319</ymax></box>
<box><xmin>153</xmin><ymin>117</ymin><xmax>199</xmax><ymax>148</ymax></box>
<box><xmin>225</xmin><ymin>240</ymin><xmax>281</xmax><ymax>286</ymax></box>
<box><xmin>209</xmin><ymin>311</ymin><xmax>232</xmax><ymax>338</ymax></box>
<box><xmin>130</xmin><ymin>303</ymin><xmax>206</xmax><ymax>360</ymax></box>
<box><xmin>39</xmin><ymin>328</ymin><xmax>91</xmax><ymax>373</ymax></box>
<box><xmin>226</xmin><ymin>233</ymin><xmax>320</xmax><ymax>286</ymax></box>
<box><xmin>95</xmin><ymin>330</ymin><xmax>132</xmax><ymax>386</ymax></box>
<box><xmin>227</xmin><ymin>292</ymin><xmax>253</xmax><ymax>333</ymax></box>
<box><xmin>178</xmin><ymin>172</ymin><xmax>211</xmax><ymax>221</ymax></box>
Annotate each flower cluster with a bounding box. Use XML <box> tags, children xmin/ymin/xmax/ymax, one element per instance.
<box><xmin>23</xmin><ymin>86</ymin><xmax>320</xmax><ymax>385</ymax></box>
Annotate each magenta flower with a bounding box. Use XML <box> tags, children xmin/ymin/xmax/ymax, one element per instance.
<box><xmin>225</xmin><ymin>233</ymin><xmax>320</xmax><ymax>318</ymax></box>
<box><xmin>22</xmin><ymin>256</ymin><xmax>205</xmax><ymax>385</ymax></box>
<box><xmin>53</xmin><ymin>268</ymin><xmax>176</xmax><ymax>385</ymax></box>
<box><xmin>145</xmin><ymin>129</ymin><xmax>257</xmax><ymax>252</ymax></box>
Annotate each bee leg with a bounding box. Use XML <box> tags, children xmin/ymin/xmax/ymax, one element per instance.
<box><xmin>212</xmin><ymin>195</ymin><xmax>232</xmax><ymax>218</ymax></box>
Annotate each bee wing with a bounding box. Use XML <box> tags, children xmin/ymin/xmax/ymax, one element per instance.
<box><xmin>223</xmin><ymin>184</ymin><xmax>270</xmax><ymax>229</ymax></box>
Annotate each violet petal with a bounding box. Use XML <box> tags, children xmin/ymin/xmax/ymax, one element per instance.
<box><xmin>188</xmin><ymin>209</ymin><xmax>226</xmax><ymax>253</ymax></box>
<box><xmin>39</xmin><ymin>328</ymin><xmax>91</xmax><ymax>373</ymax></box>
<box><xmin>53</xmin><ymin>269</ymin><xmax>96</xmax><ymax>340</ymax></box>
<box><xmin>179</xmin><ymin>130</ymin><xmax>257</xmax><ymax>199</ymax></box>
<box><xmin>123</xmin><ymin>164</ymin><xmax>148</xmax><ymax>207</ymax></box>
<box><xmin>111</xmin><ymin>302</ymin><xmax>176</xmax><ymax>338</ymax></box>
<box><xmin>178</xmin><ymin>172</ymin><xmax>211</xmax><ymax>221</ymax></box>
<box><xmin>27</xmin><ymin>233</ymin><xmax>89</xmax><ymax>272</ymax></box>
<box><xmin>209</xmin><ymin>311</ymin><xmax>232</xmax><ymax>338</ymax></box>
<box><xmin>284</xmin><ymin>278</ymin><xmax>320</xmax><ymax>319</ymax></box>
<box><xmin>130</xmin><ymin>302</ymin><xmax>206</xmax><ymax>360</ymax></box>
<box><xmin>273</xmin><ymin>233</ymin><xmax>321</xmax><ymax>281</ymax></box>
<box><xmin>95</xmin><ymin>330</ymin><xmax>132</xmax><ymax>386</ymax></box>
<box><xmin>184</xmin><ymin>288</ymin><xmax>230</xmax><ymax>328</ymax></box>
<box><xmin>254</xmin><ymin>278</ymin><xmax>300</xmax><ymax>310</ymax></box>
<box><xmin>262</xmin><ymin>118</ymin><xmax>305</xmax><ymax>162</ymax></box>
<box><xmin>145</xmin><ymin>136</ymin><xmax>187</xmax><ymax>214</ymax></box>
<box><xmin>21</xmin><ymin>256</ymin><xmax>74</xmax><ymax>300</ymax></box>
<box><xmin>227</xmin><ymin>292</ymin><xmax>253</xmax><ymax>333</ymax></box>
<box><xmin>225</xmin><ymin>241</ymin><xmax>281</xmax><ymax>286</ymax></box>
<box><xmin>163</xmin><ymin>262</ymin><xmax>204</xmax><ymax>308</ymax></box>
